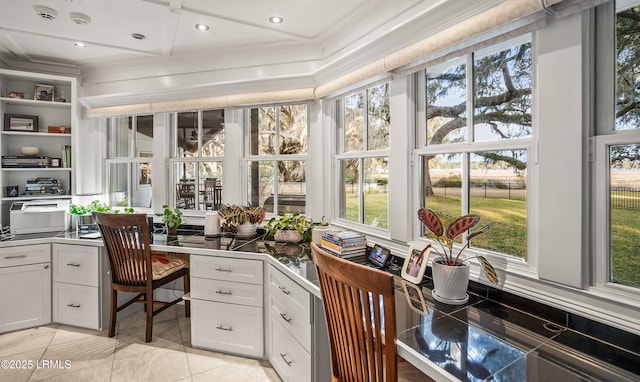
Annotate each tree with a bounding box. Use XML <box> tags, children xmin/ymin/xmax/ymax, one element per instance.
<box><xmin>423</xmin><ymin>42</ymin><xmax>532</xmax><ymax>196</ymax></box>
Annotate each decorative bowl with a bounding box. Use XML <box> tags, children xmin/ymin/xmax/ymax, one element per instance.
<box><xmin>20</xmin><ymin>146</ymin><xmax>40</xmax><ymax>156</ymax></box>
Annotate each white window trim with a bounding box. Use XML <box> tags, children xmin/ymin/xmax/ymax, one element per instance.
<box><xmin>241</xmin><ymin>105</ymin><xmax>310</xmax><ymax>215</ymax></box>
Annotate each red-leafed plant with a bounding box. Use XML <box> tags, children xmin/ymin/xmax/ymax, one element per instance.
<box><xmin>417</xmin><ymin>208</ymin><xmax>499</xmax><ymax>284</ymax></box>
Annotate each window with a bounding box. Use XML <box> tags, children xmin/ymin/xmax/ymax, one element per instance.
<box><xmin>246</xmin><ymin>104</ymin><xmax>308</xmax><ymax>213</ymax></box>
<box><xmin>594</xmin><ymin>2</ymin><xmax>640</xmax><ymax>290</ymax></box>
<box><xmin>171</xmin><ymin>109</ymin><xmax>225</xmax><ymax>211</ymax></box>
<box><xmin>106</xmin><ymin>115</ymin><xmax>153</xmax><ymax>209</ymax></box>
<box><xmin>418</xmin><ymin>34</ymin><xmax>532</xmax><ymax>259</ymax></box>
<box><xmin>336</xmin><ymin>84</ymin><xmax>390</xmax><ymax>228</ymax></box>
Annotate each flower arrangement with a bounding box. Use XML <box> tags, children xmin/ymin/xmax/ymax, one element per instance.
<box><xmin>417</xmin><ymin>208</ymin><xmax>498</xmax><ymax>284</ymax></box>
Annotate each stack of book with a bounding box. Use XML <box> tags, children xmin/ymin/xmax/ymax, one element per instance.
<box><xmin>320</xmin><ymin>229</ymin><xmax>366</xmax><ymax>259</ymax></box>
<box><xmin>22</xmin><ymin>177</ymin><xmax>65</xmax><ymax>196</ymax></box>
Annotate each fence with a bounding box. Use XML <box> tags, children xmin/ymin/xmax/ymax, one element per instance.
<box><xmin>433</xmin><ymin>182</ymin><xmax>527</xmax><ymax>201</ymax></box>
<box><xmin>611</xmin><ymin>186</ymin><xmax>640</xmax><ymax>210</ymax></box>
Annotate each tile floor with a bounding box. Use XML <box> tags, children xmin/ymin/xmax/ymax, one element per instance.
<box><xmin>0</xmin><ymin>304</ymin><xmax>281</xmax><ymax>382</ymax></box>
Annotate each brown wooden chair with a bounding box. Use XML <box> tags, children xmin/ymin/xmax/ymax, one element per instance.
<box><xmin>94</xmin><ymin>212</ymin><xmax>190</xmax><ymax>343</ymax></box>
<box><xmin>311</xmin><ymin>243</ymin><xmax>431</xmax><ymax>382</ymax></box>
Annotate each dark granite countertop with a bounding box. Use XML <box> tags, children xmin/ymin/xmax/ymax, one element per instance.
<box><xmin>2</xmin><ymin>228</ymin><xmax>639</xmax><ymax>381</ymax></box>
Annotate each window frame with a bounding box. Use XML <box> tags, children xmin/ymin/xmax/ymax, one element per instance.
<box><xmin>334</xmin><ymin>83</ymin><xmax>391</xmax><ymax>230</ymax></box>
<box><xmin>413</xmin><ymin>34</ymin><xmax>536</xmax><ymax>274</ymax></box>
<box><xmin>105</xmin><ymin>114</ymin><xmax>154</xmax><ymax>211</ymax></box>
<box><xmin>592</xmin><ymin>0</ymin><xmax>640</xmax><ymax>296</ymax></box>
<box><xmin>168</xmin><ymin>109</ymin><xmax>225</xmax><ymax>213</ymax></box>
<box><xmin>242</xmin><ymin>103</ymin><xmax>310</xmax><ymax>214</ymax></box>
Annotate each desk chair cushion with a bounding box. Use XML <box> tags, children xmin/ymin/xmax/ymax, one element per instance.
<box><xmin>151</xmin><ymin>253</ymin><xmax>187</xmax><ymax>280</ymax></box>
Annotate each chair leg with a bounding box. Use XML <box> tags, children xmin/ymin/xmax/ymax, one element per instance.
<box><xmin>145</xmin><ymin>291</ymin><xmax>153</xmax><ymax>343</ymax></box>
<box><xmin>108</xmin><ymin>289</ymin><xmax>118</xmax><ymax>338</ymax></box>
<box><xmin>183</xmin><ymin>273</ymin><xmax>190</xmax><ymax>317</ymax></box>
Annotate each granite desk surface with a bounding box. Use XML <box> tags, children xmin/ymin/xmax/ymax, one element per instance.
<box><xmin>2</xmin><ymin>229</ymin><xmax>639</xmax><ymax>382</ymax></box>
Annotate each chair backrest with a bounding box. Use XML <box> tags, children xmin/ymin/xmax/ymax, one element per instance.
<box><xmin>311</xmin><ymin>243</ymin><xmax>398</xmax><ymax>382</ymax></box>
<box><xmin>203</xmin><ymin>179</ymin><xmax>222</xmax><ymax>210</ymax></box>
<box><xmin>94</xmin><ymin>212</ymin><xmax>152</xmax><ymax>286</ymax></box>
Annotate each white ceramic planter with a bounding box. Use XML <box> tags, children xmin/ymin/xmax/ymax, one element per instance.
<box><xmin>236</xmin><ymin>223</ymin><xmax>258</xmax><ymax>238</ymax></box>
<box><xmin>431</xmin><ymin>257</ymin><xmax>470</xmax><ymax>305</ymax></box>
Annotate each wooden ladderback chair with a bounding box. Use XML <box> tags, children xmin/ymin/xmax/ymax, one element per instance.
<box><xmin>203</xmin><ymin>178</ymin><xmax>222</xmax><ymax>210</ymax></box>
<box><xmin>311</xmin><ymin>242</ymin><xmax>399</xmax><ymax>382</ymax></box>
<box><xmin>311</xmin><ymin>243</ymin><xmax>430</xmax><ymax>382</ymax></box>
<box><xmin>94</xmin><ymin>212</ymin><xmax>190</xmax><ymax>343</ymax></box>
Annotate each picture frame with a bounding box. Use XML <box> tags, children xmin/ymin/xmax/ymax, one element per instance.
<box><xmin>34</xmin><ymin>84</ymin><xmax>54</xmax><ymax>102</ymax></box>
<box><xmin>4</xmin><ymin>113</ymin><xmax>38</xmax><ymax>132</ymax></box>
<box><xmin>8</xmin><ymin>91</ymin><xmax>25</xmax><ymax>99</ymax></box>
<box><xmin>367</xmin><ymin>243</ymin><xmax>391</xmax><ymax>268</ymax></box>
<box><xmin>401</xmin><ymin>279</ymin><xmax>429</xmax><ymax>316</ymax></box>
<box><xmin>51</xmin><ymin>158</ymin><xmax>61</xmax><ymax>167</ymax></box>
<box><xmin>401</xmin><ymin>243</ymin><xmax>430</xmax><ymax>284</ymax></box>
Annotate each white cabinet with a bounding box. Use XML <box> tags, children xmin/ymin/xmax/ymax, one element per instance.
<box><xmin>267</xmin><ymin>265</ymin><xmax>315</xmax><ymax>381</ymax></box>
<box><xmin>52</xmin><ymin>243</ymin><xmax>110</xmax><ymax>329</ymax></box>
<box><xmin>0</xmin><ymin>244</ymin><xmax>51</xmax><ymax>333</ymax></box>
<box><xmin>190</xmin><ymin>255</ymin><xmax>264</xmax><ymax>358</ymax></box>
<box><xmin>0</xmin><ymin>69</ymin><xmax>77</xmax><ymax>227</ymax></box>
<box><xmin>267</xmin><ymin>265</ymin><xmax>331</xmax><ymax>382</ymax></box>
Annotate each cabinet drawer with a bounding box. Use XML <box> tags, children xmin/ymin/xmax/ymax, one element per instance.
<box><xmin>191</xmin><ymin>299</ymin><xmax>263</xmax><ymax>358</ymax></box>
<box><xmin>268</xmin><ymin>266</ymin><xmax>312</xmax><ymax>350</ymax></box>
<box><xmin>0</xmin><ymin>244</ymin><xmax>50</xmax><ymax>268</ymax></box>
<box><xmin>269</xmin><ymin>295</ymin><xmax>312</xmax><ymax>352</ymax></box>
<box><xmin>191</xmin><ymin>256</ymin><xmax>263</xmax><ymax>285</ymax></box>
<box><xmin>270</xmin><ymin>318</ymin><xmax>311</xmax><ymax>382</ymax></box>
<box><xmin>53</xmin><ymin>244</ymin><xmax>100</xmax><ymax>286</ymax></box>
<box><xmin>53</xmin><ymin>282</ymin><xmax>100</xmax><ymax>329</ymax></box>
<box><xmin>191</xmin><ymin>277</ymin><xmax>263</xmax><ymax>307</ymax></box>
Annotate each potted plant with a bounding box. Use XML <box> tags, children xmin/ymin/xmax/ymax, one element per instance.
<box><xmin>157</xmin><ymin>204</ymin><xmax>182</xmax><ymax>236</ymax></box>
<box><xmin>218</xmin><ymin>204</ymin><xmax>266</xmax><ymax>237</ymax></box>
<box><xmin>417</xmin><ymin>208</ymin><xmax>498</xmax><ymax>304</ymax></box>
<box><xmin>264</xmin><ymin>212</ymin><xmax>313</xmax><ymax>243</ymax></box>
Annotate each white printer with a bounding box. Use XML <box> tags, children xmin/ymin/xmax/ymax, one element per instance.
<box><xmin>10</xmin><ymin>200</ymin><xmax>70</xmax><ymax>234</ymax></box>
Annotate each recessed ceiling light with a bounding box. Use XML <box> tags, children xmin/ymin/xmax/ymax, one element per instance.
<box><xmin>269</xmin><ymin>16</ymin><xmax>283</xmax><ymax>24</ymax></box>
<box><xmin>131</xmin><ymin>33</ymin><xmax>146</xmax><ymax>40</ymax></box>
<box><xmin>195</xmin><ymin>24</ymin><xmax>209</xmax><ymax>31</ymax></box>
<box><xmin>34</xmin><ymin>5</ymin><xmax>58</xmax><ymax>21</ymax></box>
<box><xmin>74</xmin><ymin>42</ymin><xmax>86</xmax><ymax>48</ymax></box>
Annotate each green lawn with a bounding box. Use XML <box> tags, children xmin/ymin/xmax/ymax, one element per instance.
<box><xmin>346</xmin><ymin>192</ymin><xmax>640</xmax><ymax>287</ymax></box>
<box><xmin>611</xmin><ymin>208</ymin><xmax>640</xmax><ymax>288</ymax></box>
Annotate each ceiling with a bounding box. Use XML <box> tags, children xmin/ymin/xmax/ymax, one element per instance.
<box><xmin>0</xmin><ymin>0</ymin><xmax>447</xmax><ymax>69</ymax></box>
<box><xmin>0</xmin><ymin>0</ymin><xmax>504</xmax><ymax>106</ymax></box>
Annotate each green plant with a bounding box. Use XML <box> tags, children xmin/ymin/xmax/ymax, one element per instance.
<box><xmin>265</xmin><ymin>212</ymin><xmax>313</xmax><ymax>242</ymax></box>
<box><xmin>69</xmin><ymin>200</ymin><xmax>135</xmax><ymax>215</ymax></box>
<box><xmin>218</xmin><ymin>204</ymin><xmax>266</xmax><ymax>225</ymax></box>
<box><xmin>157</xmin><ymin>204</ymin><xmax>183</xmax><ymax>228</ymax></box>
<box><xmin>69</xmin><ymin>200</ymin><xmax>113</xmax><ymax>215</ymax></box>
<box><xmin>417</xmin><ymin>208</ymin><xmax>498</xmax><ymax>284</ymax></box>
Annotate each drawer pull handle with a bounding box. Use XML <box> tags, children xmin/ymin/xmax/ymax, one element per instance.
<box><xmin>278</xmin><ymin>286</ymin><xmax>290</xmax><ymax>295</ymax></box>
<box><xmin>215</xmin><ymin>267</ymin><xmax>233</xmax><ymax>272</ymax></box>
<box><xmin>216</xmin><ymin>325</ymin><xmax>233</xmax><ymax>331</ymax></box>
<box><xmin>67</xmin><ymin>303</ymin><xmax>81</xmax><ymax>308</ymax></box>
<box><xmin>215</xmin><ymin>290</ymin><xmax>232</xmax><ymax>295</ymax></box>
<box><xmin>280</xmin><ymin>353</ymin><xmax>293</xmax><ymax>366</ymax></box>
<box><xmin>4</xmin><ymin>255</ymin><xmax>27</xmax><ymax>259</ymax></box>
<box><xmin>280</xmin><ymin>313</ymin><xmax>292</xmax><ymax>323</ymax></box>
<box><xmin>66</xmin><ymin>263</ymin><xmax>81</xmax><ymax>267</ymax></box>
